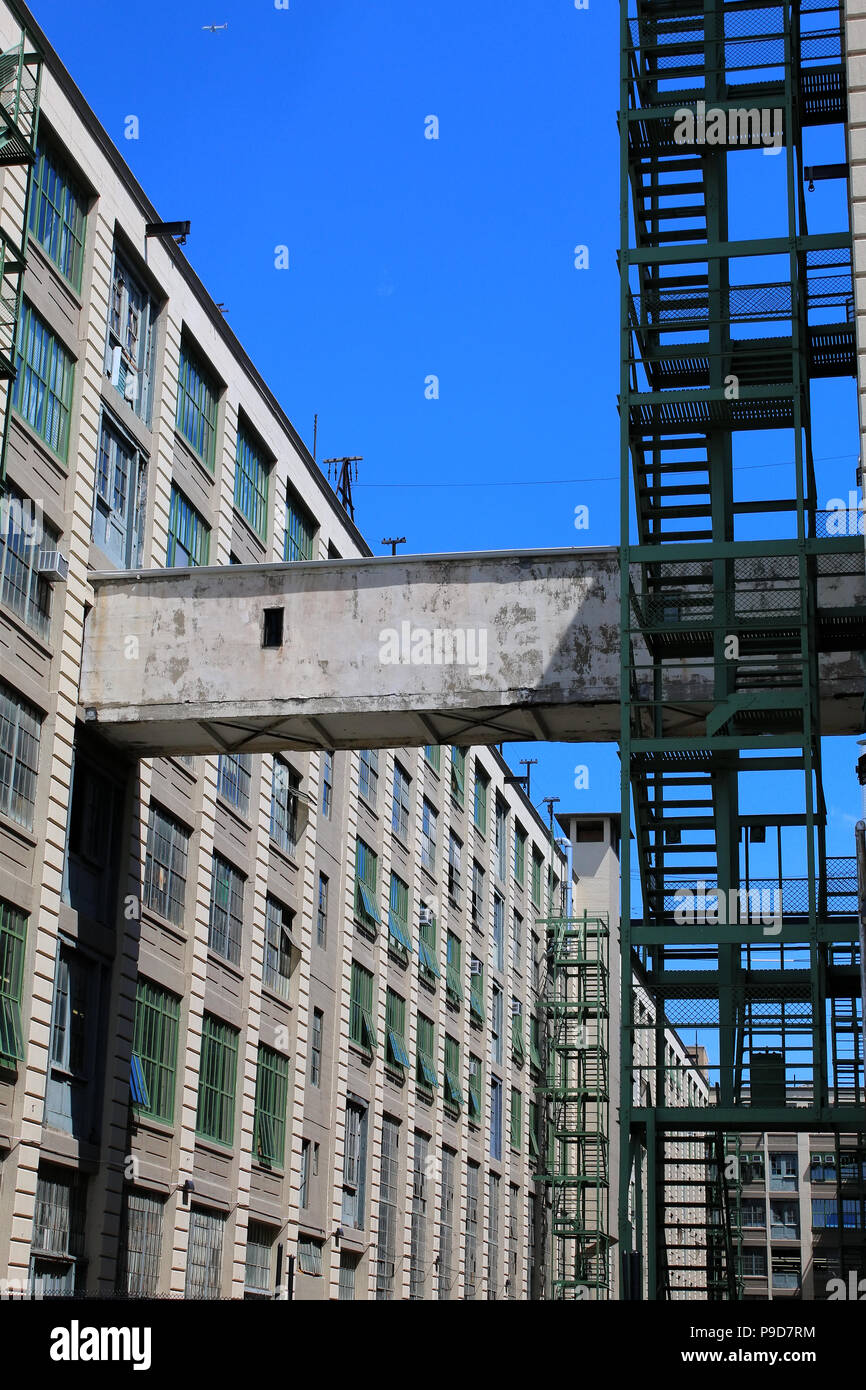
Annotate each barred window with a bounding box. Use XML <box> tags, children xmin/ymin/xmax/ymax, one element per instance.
<box><xmin>284</xmin><ymin>486</ymin><xmax>316</xmax><ymax>561</ymax></box>
<box><xmin>264</xmin><ymin>896</ymin><xmax>293</xmax><ymax>999</ymax></box>
<box><xmin>28</xmin><ymin>138</ymin><xmax>87</xmax><ymax>288</ymax></box>
<box><xmin>0</xmin><ymin>486</ymin><xmax>57</xmax><ymax>637</ymax></box>
<box><xmin>234</xmin><ymin>426</ymin><xmax>270</xmax><ymax>540</ymax></box>
<box><xmin>465</xmin><ymin>1162</ymin><xmax>479</xmax><ymax>1299</ymax></box>
<box><xmin>185</xmin><ymin>1206</ymin><xmax>224</xmax><ymax>1299</ymax></box>
<box><xmin>0</xmin><ymin>680</ymin><xmax>41</xmax><ymax>828</ymax></box>
<box><xmin>216</xmin><ymin>752</ymin><xmax>251</xmax><ymax>817</ymax></box>
<box><xmin>438</xmin><ymin>1148</ymin><xmax>456</xmax><ymax>1299</ymax></box>
<box><xmin>142</xmin><ymin>802</ymin><xmax>189</xmax><ymax>926</ymax></box>
<box><xmin>195</xmin><ymin>1014</ymin><xmax>238</xmax><ymax>1147</ymax></box>
<box><xmin>270</xmin><ymin>757</ymin><xmax>300</xmax><ymax>856</ymax></box>
<box><xmin>166</xmin><ymin>485</ymin><xmax>210</xmax><ymax>567</ymax></box>
<box><xmin>132</xmin><ymin>978</ymin><xmax>179</xmax><ymax>1124</ymax></box>
<box><xmin>409</xmin><ymin>1132</ymin><xmax>429</xmax><ymax>1300</ymax></box>
<box><xmin>208</xmin><ymin>853</ymin><xmax>245</xmax><ymax>966</ymax></box>
<box><xmin>0</xmin><ymin>900</ymin><xmax>25</xmax><ymax>1064</ymax></box>
<box><xmin>297</xmin><ymin>1235</ymin><xmax>323</xmax><ymax>1276</ymax></box>
<box><xmin>375</xmin><ymin>1116</ymin><xmax>399</xmax><ymax>1300</ymax></box>
<box><xmin>32</xmin><ymin>1166</ymin><xmax>86</xmax><ymax>1262</ymax></box>
<box><xmin>12</xmin><ymin>301</ymin><xmax>74</xmax><ymax>459</ymax></box>
<box><xmin>254</xmin><ymin>1044</ymin><xmax>289</xmax><ymax>1169</ymax></box>
<box><xmin>118</xmin><ymin>1189</ymin><xmax>164</xmax><ymax>1297</ymax></box>
<box><xmin>176</xmin><ymin>338</ymin><xmax>218</xmax><ymax>469</ymax></box>
<box><xmin>244</xmin><ymin>1221</ymin><xmax>275</xmax><ymax>1298</ymax></box>
<box><xmin>339</xmin><ymin>1251</ymin><xmax>358</xmax><ymax>1301</ymax></box>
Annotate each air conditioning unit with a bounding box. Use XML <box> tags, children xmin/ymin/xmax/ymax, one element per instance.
<box><xmin>123</xmin><ymin>369</ymin><xmax>139</xmax><ymax>404</ymax></box>
<box><xmin>106</xmin><ymin>342</ymin><xmax>123</xmax><ymax>383</ymax></box>
<box><xmin>470</xmin><ymin>961</ymin><xmax>483</xmax><ymax>976</ymax></box>
<box><xmin>37</xmin><ymin>550</ymin><xmax>68</xmax><ymax>583</ymax></box>
<box><xmin>511</xmin><ymin>999</ymin><xmax>522</xmax><ymax>1015</ymax></box>
<box><xmin>419</xmin><ymin>906</ymin><xmax>435</xmax><ymax>926</ymax></box>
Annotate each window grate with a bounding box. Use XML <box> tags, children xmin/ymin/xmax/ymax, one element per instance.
<box><xmin>142</xmin><ymin>802</ymin><xmax>189</xmax><ymax>926</ymax></box>
<box><xmin>195</xmin><ymin>1013</ymin><xmax>238</xmax><ymax>1147</ymax></box>
<box><xmin>185</xmin><ymin>1206</ymin><xmax>224</xmax><ymax>1299</ymax></box>
<box><xmin>119</xmin><ymin>1190</ymin><xmax>164</xmax><ymax>1297</ymax></box>
<box><xmin>132</xmin><ymin>978</ymin><xmax>179</xmax><ymax>1123</ymax></box>
<box><xmin>0</xmin><ymin>680</ymin><xmax>41</xmax><ymax>829</ymax></box>
<box><xmin>208</xmin><ymin>853</ymin><xmax>245</xmax><ymax>966</ymax></box>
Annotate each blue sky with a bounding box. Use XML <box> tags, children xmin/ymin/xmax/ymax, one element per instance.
<box><xmin>32</xmin><ymin>0</ymin><xmax>863</xmax><ymax>875</ymax></box>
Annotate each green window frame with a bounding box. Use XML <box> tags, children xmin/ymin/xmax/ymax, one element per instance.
<box><xmin>450</xmin><ymin>746</ymin><xmax>466</xmax><ymax>808</ymax></box>
<box><xmin>531</xmin><ymin>850</ymin><xmax>543</xmax><ymax>910</ymax></box>
<box><xmin>254</xmin><ymin>1044</ymin><xmax>289</xmax><ymax>1169</ymax></box>
<box><xmin>284</xmin><ymin>485</ymin><xmax>316</xmax><ymax>562</ymax></box>
<box><xmin>234</xmin><ymin>425</ymin><xmax>270</xmax><ymax>540</ymax></box>
<box><xmin>418</xmin><ymin>904</ymin><xmax>440</xmax><ymax>980</ymax></box>
<box><xmin>444</xmin><ymin>1035</ymin><xmax>462</xmax><ymax>1112</ymax></box>
<box><xmin>473</xmin><ymin>764</ymin><xmax>488</xmax><ymax>834</ymax></box>
<box><xmin>529</xmin><ymin>1099</ymin><xmax>540</xmax><ymax>1163</ymax></box>
<box><xmin>510</xmin><ymin>1087</ymin><xmax>522</xmax><ymax>1151</ymax></box>
<box><xmin>12</xmin><ymin>301</ymin><xmax>74</xmax><ymax>460</ymax></box>
<box><xmin>0</xmin><ymin>899</ymin><xmax>26</xmax><ymax>1064</ymax></box>
<box><xmin>511</xmin><ymin>1000</ymin><xmax>525</xmax><ymax>1063</ymax></box>
<box><xmin>132</xmin><ymin>978</ymin><xmax>179</xmax><ymax>1124</ymax></box>
<box><xmin>166</xmin><ymin>485</ymin><xmax>210</xmax><ymax>567</ymax></box>
<box><xmin>468</xmin><ymin>1054</ymin><xmax>482</xmax><ymax>1122</ymax></box>
<box><xmin>416</xmin><ymin>1013</ymin><xmax>437</xmax><ymax>1091</ymax></box>
<box><xmin>424</xmin><ymin>744</ymin><xmax>441</xmax><ymax>772</ymax></box>
<box><xmin>0</xmin><ymin>680</ymin><xmax>41</xmax><ymax>830</ymax></box>
<box><xmin>387</xmin><ymin>871</ymin><xmax>411</xmax><ymax>953</ymax></box>
<box><xmin>176</xmin><ymin>337</ymin><xmax>218</xmax><ymax>469</ymax></box>
<box><xmin>386</xmin><ymin>988</ymin><xmax>410</xmax><ymax>1070</ymax></box>
<box><xmin>446</xmin><ymin>931</ymin><xmax>463</xmax><ymax>1004</ymax></box>
<box><xmin>530</xmin><ymin>1014</ymin><xmax>543</xmax><ymax>1073</ymax></box>
<box><xmin>469</xmin><ymin>959</ymin><xmax>485</xmax><ymax>1024</ymax></box>
<box><xmin>355</xmin><ymin>837</ymin><xmax>380</xmax><ymax>933</ymax></box>
<box><xmin>195</xmin><ymin>1013</ymin><xmax>238</xmax><ymax>1147</ymax></box>
<box><xmin>349</xmin><ymin>961</ymin><xmax>377</xmax><ymax>1052</ymax></box>
<box><xmin>207</xmin><ymin>852</ymin><xmax>245</xmax><ymax>967</ymax></box>
<box><xmin>28</xmin><ymin>138</ymin><xmax>87</xmax><ymax>289</ymax></box>
<box><xmin>514</xmin><ymin>825</ymin><xmax>526</xmax><ymax>884</ymax></box>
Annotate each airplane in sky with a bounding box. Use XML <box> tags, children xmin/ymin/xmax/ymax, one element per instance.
<box><xmin>202</xmin><ymin>23</ymin><xmax>228</xmax><ymax>34</ymax></box>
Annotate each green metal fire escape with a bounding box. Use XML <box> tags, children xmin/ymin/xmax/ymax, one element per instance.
<box><xmin>619</xmin><ymin>0</ymin><xmax>866</xmax><ymax>1298</ymax></box>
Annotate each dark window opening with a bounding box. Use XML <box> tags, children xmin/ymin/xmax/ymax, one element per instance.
<box><xmin>262</xmin><ymin>607</ymin><xmax>284</xmax><ymax>648</ymax></box>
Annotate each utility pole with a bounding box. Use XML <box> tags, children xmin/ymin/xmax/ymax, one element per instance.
<box><xmin>382</xmin><ymin>536</ymin><xmax>406</xmax><ymax>556</ymax></box>
<box><xmin>542</xmin><ymin>796</ymin><xmax>560</xmax><ymax>916</ymax></box>
<box><xmin>323</xmin><ymin>456</ymin><xmax>363</xmax><ymax>521</ymax></box>
<box><xmin>505</xmin><ymin>757</ymin><xmax>538</xmax><ymax>799</ymax></box>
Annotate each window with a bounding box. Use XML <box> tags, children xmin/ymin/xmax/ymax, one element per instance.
<box><xmin>812</xmin><ymin>1197</ymin><xmax>838</xmax><ymax>1229</ymax></box>
<box><xmin>741</xmin><ymin>1199</ymin><xmax>766</xmax><ymax>1228</ymax></box>
<box><xmin>142</xmin><ymin>803</ymin><xmax>189</xmax><ymax>926</ymax></box>
<box><xmin>492</xmin><ymin>893</ymin><xmax>505</xmax><ymax>972</ymax></box>
<box><xmin>447</xmin><ymin>831</ymin><xmax>462</xmax><ymax>905</ymax></box>
<box><xmin>29</xmin><ymin>137</ymin><xmax>87</xmax><ymax>287</ymax></box>
<box><xmin>410</xmin><ymin>1133</ymin><xmax>429</xmax><ymax>1300</ymax></box>
<box><xmin>321</xmin><ymin>750</ymin><xmax>333</xmax><ymax>819</ymax></box>
<box><xmin>45</xmin><ymin>944</ymin><xmax>100</xmax><ymax>1135</ymax></box>
<box><xmin>31</xmin><ymin>1166</ymin><xmax>87</xmax><ymax>1296</ymax></box>
<box><xmin>769</xmin><ymin>1200</ymin><xmax>799</xmax><ymax>1240</ymax></box>
<box><xmin>339</xmin><ymin>1251</ymin><xmax>359</xmax><ymax>1301</ymax></box>
<box><xmin>376</xmin><ymin>1116</ymin><xmax>400</xmax><ymax>1300</ymax></box>
<box><xmin>417</xmin><ymin>1013</ymin><xmax>437</xmax><ymax>1091</ymax></box>
<box><xmin>465</xmin><ymin>1162</ymin><xmax>479</xmax><ymax>1300</ymax></box>
<box><xmin>106</xmin><ymin>252</ymin><xmax>156</xmax><ymax>421</ymax></box>
<box><xmin>270</xmin><ymin>758</ymin><xmax>300</xmax><ymax>856</ymax></box>
<box><xmin>0</xmin><ymin>485</ymin><xmax>58</xmax><ymax>636</ymax></box>
<box><xmin>284</xmin><ymin>485</ymin><xmax>317</xmax><ymax>561</ymax></box>
<box><xmin>216</xmin><ymin>752</ymin><xmax>251</xmax><ymax>817</ymax></box>
<box><xmin>531</xmin><ymin>850</ymin><xmax>543</xmax><ymax>910</ymax></box>
<box><xmin>769</xmin><ymin>1151</ymin><xmax>798</xmax><ymax>1191</ymax></box>
<box><xmin>471</xmin><ymin>860</ymin><xmax>485</xmax><ymax>929</ymax></box>
<box><xmin>530</xmin><ymin>1014</ymin><xmax>543</xmax><ymax>1073</ymax></box>
<box><xmin>185</xmin><ymin>1206</ymin><xmax>224</xmax><ymax>1299</ymax></box>
<box><xmin>473</xmin><ymin>763</ymin><xmax>488</xmax><ymax>833</ymax></box>
<box><xmin>297</xmin><ymin>1236</ymin><xmax>323</xmax><ymax>1276</ymax></box>
<box><xmin>358</xmin><ymin>748</ymin><xmax>378</xmax><ymax>805</ymax></box>
<box><xmin>253</xmin><ymin>1044</ymin><xmax>289</xmax><ymax>1169</ymax></box>
<box><xmin>387</xmin><ymin>872</ymin><xmax>411</xmax><ymax>954</ymax></box>
<box><xmin>119</xmin><ymin>1190</ymin><xmax>163</xmax><ymax>1297</ymax></box>
<box><xmin>0</xmin><ymin>901</ymin><xmax>25</xmax><ymax>1064</ymax></box>
<box><xmin>166</xmin><ymin>485</ymin><xmax>210</xmax><ymax>567</ymax></box>
<box><xmin>418</xmin><ymin>902</ymin><xmax>439</xmax><ymax>980</ymax></box>
<box><xmin>446</xmin><ymin>931</ymin><xmax>463</xmax><ymax>1004</ymax></box>
<box><xmin>391</xmin><ymin>762</ymin><xmax>411</xmax><ymax>841</ymax></box>
<box><xmin>488</xmin><ymin>1172</ymin><xmax>500</xmax><ymax>1300</ymax></box>
<box><xmin>495</xmin><ymin>798</ymin><xmax>507</xmax><ymax>879</ymax></box>
<box><xmin>176</xmin><ymin>337</ymin><xmax>218</xmax><ymax>469</ymax></box>
<box><xmin>512</xmin><ymin>909</ymin><xmax>523</xmax><ymax>971</ymax></box>
<box><xmin>132</xmin><ymin>979</ymin><xmax>179</xmax><ymax>1124</ymax></box>
<box><xmin>424</xmin><ymin>745</ymin><xmax>441</xmax><ymax>773</ymax></box>
<box><xmin>208</xmin><ymin>853</ymin><xmax>245</xmax><ymax>966</ymax></box>
<box><xmin>349</xmin><ymin>961</ymin><xmax>377</xmax><ymax>1053</ymax></box>
<box><xmin>244</xmin><ymin>1221</ymin><xmax>275</xmax><ymax>1299</ymax></box>
<box><xmin>490</xmin><ymin>1076</ymin><xmax>503</xmax><ymax>1162</ymax></box>
<box><xmin>420</xmin><ymin>797</ymin><xmax>437</xmax><ymax>871</ymax></box>
<box><xmin>511</xmin><ymin>998</ymin><xmax>525</xmax><ymax>1063</ymax></box>
<box><xmin>12</xmin><ymin>301</ymin><xmax>74</xmax><ymax>459</ymax></box>
<box><xmin>195</xmin><ymin>1014</ymin><xmax>238</xmax><ymax>1147</ymax></box>
<box><xmin>510</xmin><ymin>1087</ymin><xmax>522</xmax><ymax>1150</ymax></box>
<box><xmin>529</xmin><ymin>1099</ymin><xmax>541</xmax><ymax>1165</ymax></box>
<box><xmin>450</xmin><ymin>746</ymin><xmax>466</xmax><ymax>808</ymax></box>
<box><xmin>234</xmin><ymin>424</ymin><xmax>270</xmax><ymax>539</ymax></box>
<box><xmin>514</xmin><ymin>825</ymin><xmax>526</xmax><ymax>884</ymax></box>
<box><xmin>491</xmin><ymin>985</ymin><xmax>503</xmax><ymax>1064</ymax></box>
<box><xmin>810</xmin><ymin>1151</ymin><xmax>835</xmax><ymax>1184</ymax></box>
<box><xmin>444</xmin><ymin>1035</ymin><xmax>462</xmax><ymax>1114</ymax></box>
<box><xmin>342</xmin><ymin>1099</ymin><xmax>368</xmax><ymax>1228</ymax></box>
<box><xmin>316</xmin><ymin>872</ymin><xmax>328</xmax><ymax>948</ymax></box>
<box><xmin>386</xmin><ymin>989</ymin><xmax>410</xmax><ymax>1071</ymax></box>
<box><xmin>439</xmin><ymin>1148</ymin><xmax>456</xmax><ymax>1299</ymax></box>
<box><xmin>508</xmin><ymin>1184</ymin><xmax>519</xmax><ymax>1290</ymax></box>
<box><xmin>742</xmin><ymin>1247</ymin><xmax>767</xmax><ymax>1278</ymax></box>
<box><xmin>0</xmin><ymin>682</ymin><xmax>41</xmax><ymax>830</ymax></box>
<box><xmin>264</xmin><ymin>896</ymin><xmax>293</xmax><ymax>999</ymax></box>
<box><xmin>531</xmin><ymin>933</ymin><xmax>541</xmax><ymax>995</ymax></box>
<box><xmin>469</xmin><ymin>958</ymin><xmax>485</xmax><ymax>1025</ymax></box>
<box><xmin>311</xmin><ymin>1006</ymin><xmax>325</xmax><ymax>1089</ymax></box>
<box><xmin>741</xmin><ymin>1149</ymin><xmax>766</xmax><ymax>1184</ymax></box>
<box><xmin>468</xmin><ymin>1054</ymin><xmax>482</xmax><ymax>1123</ymax></box>
<box><xmin>355</xmin><ymin>838</ymin><xmax>380</xmax><ymax>933</ymax></box>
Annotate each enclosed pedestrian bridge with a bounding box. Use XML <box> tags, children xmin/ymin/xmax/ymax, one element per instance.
<box><xmin>79</xmin><ymin>544</ymin><xmax>866</xmax><ymax>757</ymax></box>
